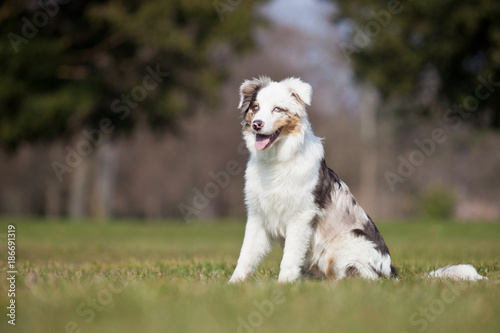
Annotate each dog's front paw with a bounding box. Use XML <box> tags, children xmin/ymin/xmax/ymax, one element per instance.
<box><xmin>277</xmin><ymin>267</ymin><xmax>301</xmax><ymax>283</ymax></box>
<box><xmin>228</xmin><ymin>272</ymin><xmax>247</xmax><ymax>284</ymax></box>
<box><xmin>228</xmin><ymin>276</ymin><xmax>243</xmax><ymax>284</ymax></box>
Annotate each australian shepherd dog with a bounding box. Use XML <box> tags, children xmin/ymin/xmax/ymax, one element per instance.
<box><xmin>229</xmin><ymin>76</ymin><xmax>485</xmax><ymax>283</ymax></box>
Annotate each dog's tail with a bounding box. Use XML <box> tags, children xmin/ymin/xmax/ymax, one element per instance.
<box><xmin>427</xmin><ymin>264</ymin><xmax>486</xmax><ymax>281</ymax></box>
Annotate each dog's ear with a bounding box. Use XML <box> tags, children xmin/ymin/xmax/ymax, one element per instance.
<box><xmin>282</xmin><ymin>77</ymin><xmax>312</xmax><ymax>106</ymax></box>
<box><xmin>238</xmin><ymin>76</ymin><xmax>271</xmax><ymax>110</ymax></box>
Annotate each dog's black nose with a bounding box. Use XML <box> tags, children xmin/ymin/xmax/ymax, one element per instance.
<box><xmin>252</xmin><ymin>120</ymin><xmax>264</xmax><ymax>131</ymax></box>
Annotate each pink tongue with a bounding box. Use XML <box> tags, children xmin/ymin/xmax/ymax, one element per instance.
<box><xmin>255</xmin><ymin>135</ymin><xmax>271</xmax><ymax>150</ymax></box>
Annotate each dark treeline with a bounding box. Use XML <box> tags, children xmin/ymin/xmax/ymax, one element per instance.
<box><xmin>0</xmin><ymin>0</ymin><xmax>499</xmax><ymax>221</ymax></box>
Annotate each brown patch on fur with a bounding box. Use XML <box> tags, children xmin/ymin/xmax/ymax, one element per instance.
<box><xmin>239</xmin><ymin>77</ymin><xmax>271</xmax><ymax>129</ymax></box>
<box><xmin>326</xmin><ymin>257</ymin><xmax>335</xmax><ymax>279</ymax></box>
<box><xmin>273</xmin><ymin>112</ymin><xmax>301</xmax><ymax>137</ymax></box>
<box><xmin>239</xmin><ymin>77</ymin><xmax>271</xmax><ymax>112</ymax></box>
<box><xmin>244</xmin><ymin>104</ymin><xmax>257</xmax><ymax>130</ymax></box>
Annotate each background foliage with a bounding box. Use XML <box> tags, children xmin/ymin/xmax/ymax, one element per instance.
<box><xmin>0</xmin><ymin>0</ymin><xmax>263</xmax><ymax>149</ymax></box>
<box><xmin>334</xmin><ymin>0</ymin><xmax>500</xmax><ymax>127</ymax></box>
<box><xmin>0</xmin><ymin>0</ymin><xmax>499</xmax><ymax>220</ymax></box>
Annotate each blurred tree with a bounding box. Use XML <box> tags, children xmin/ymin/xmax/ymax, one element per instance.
<box><xmin>333</xmin><ymin>0</ymin><xmax>500</xmax><ymax>128</ymax></box>
<box><xmin>0</xmin><ymin>0</ymin><xmax>264</xmax><ymax>148</ymax></box>
<box><xmin>0</xmin><ymin>0</ymin><xmax>266</xmax><ymax>218</ymax></box>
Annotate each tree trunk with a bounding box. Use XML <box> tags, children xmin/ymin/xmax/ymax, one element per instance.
<box><xmin>45</xmin><ymin>142</ymin><xmax>63</xmax><ymax>217</ymax></box>
<box><xmin>359</xmin><ymin>87</ymin><xmax>379</xmax><ymax>214</ymax></box>
<box><xmin>90</xmin><ymin>139</ymin><xmax>119</xmax><ymax>220</ymax></box>
<box><xmin>68</xmin><ymin>150</ymin><xmax>91</xmax><ymax>220</ymax></box>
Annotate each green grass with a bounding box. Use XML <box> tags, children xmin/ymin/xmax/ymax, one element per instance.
<box><xmin>0</xmin><ymin>219</ymin><xmax>499</xmax><ymax>333</ymax></box>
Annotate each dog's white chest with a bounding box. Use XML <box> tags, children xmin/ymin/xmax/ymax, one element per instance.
<box><xmin>245</xmin><ymin>159</ymin><xmax>319</xmax><ymax>237</ymax></box>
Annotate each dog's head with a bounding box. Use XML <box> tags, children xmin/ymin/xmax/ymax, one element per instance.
<box><xmin>238</xmin><ymin>76</ymin><xmax>312</xmax><ymax>152</ymax></box>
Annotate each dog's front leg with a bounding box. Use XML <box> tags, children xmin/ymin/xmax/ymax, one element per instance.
<box><xmin>229</xmin><ymin>214</ymin><xmax>272</xmax><ymax>283</ymax></box>
<box><xmin>278</xmin><ymin>221</ymin><xmax>313</xmax><ymax>283</ymax></box>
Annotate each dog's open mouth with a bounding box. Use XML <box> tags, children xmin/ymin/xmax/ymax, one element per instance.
<box><xmin>255</xmin><ymin>127</ymin><xmax>282</xmax><ymax>150</ymax></box>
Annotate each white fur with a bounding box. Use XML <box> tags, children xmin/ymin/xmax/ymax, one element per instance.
<box><xmin>232</xmin><ymin>127</ymin><xmax>323</xmax><ymax>283</ymax></box>
<box><xmin>230</xmin><ymin>77</ymin><xmax>390</xmax><ymax>283</ymax></box>
<box><xmin>428</xmin><ymin>265</ymin><xmax>486</xmax><ymax>281</ymax></box>
<box><xmin>229</xmin><ymin>77</ymin><xmax>486</xmax><ymax>283</ymax></box>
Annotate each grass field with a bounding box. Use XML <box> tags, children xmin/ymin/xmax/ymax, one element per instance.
<box><xmin>0</xmin><ymin>219</ymin><xmax>499</xmax><ymax>333</ymax></box>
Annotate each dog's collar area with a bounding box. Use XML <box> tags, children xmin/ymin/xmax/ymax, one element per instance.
<box><xmin>255</xmin><ymin>127</ymin><xmax>282</xmax><ymax>150</ymax></box>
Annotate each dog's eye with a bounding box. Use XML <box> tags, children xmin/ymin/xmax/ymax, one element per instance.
<box><xmin>274</xmin><ymin>107</ymin><xmax>282</xmax><ymax>112</ymax></box>
<box><xmin>252</xmin><ymin>104</ymin><xmax>259</xmax><ymax>111</ymax></box>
